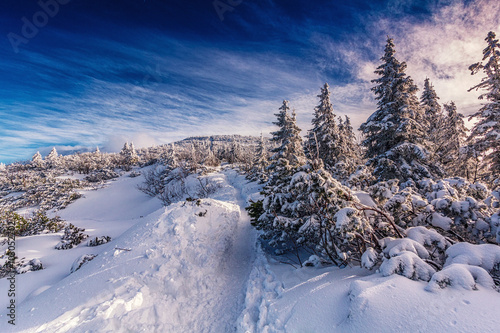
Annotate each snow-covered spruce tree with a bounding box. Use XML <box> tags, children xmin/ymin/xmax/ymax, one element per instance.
<box><xmin>268</xmin><ymin>100</ymin><xmax>306</xmax><ymax>171</ymax></box>
<box><xmin>336</xmin><ymin>115</ymin><xmax>362</xmax><ymax>180</ymax></box>
<box><xmin>45</xmin><ymin>147</ymin><xmax>60</xmax><ymax>169</ymax></box>
<box><xmin>249</xmin><ymin>132</ymin><xmax>269</xmax><ymax>182</ymax></box>
<box><xmin>437</xmin><ymin>102</ymin><xmax>468</xmax><ymax>176</ymax></box>
<box><xmin>120</xmin><ymin>142</ymin><xmax>139</xmax><ymax>170</ymax></box>
<box><xmin>252</xmin><ymin>101</ymin><xmax>306</xmax><ymax>259</ymax></box>
<box><xmin>468</xmin><ymin>31</ymin><xmax>500</xmax><ymax>181</ymax></box>
<box><xmin>31</xmin><ymin>151</ymin><xmax>44</xmax><ymax>169</ymax></box>
<box><xmin>420</xmin><ymin>78</ymin><xmax>444</xmax><ymax>162</ymax></box>
<box><xmin>306</xmin><ymin>83</ymin><xmax>342</xmax><ymax>170</ymax></box>
<box><xmin>360</xmin><ymin>37</ymin><xmax>441</xmax><ymax>182</ymax></box>
<box><xmin>255</xmin><ymin>158</ymin><xmax>378</xmax><ymax>266</ymax></box>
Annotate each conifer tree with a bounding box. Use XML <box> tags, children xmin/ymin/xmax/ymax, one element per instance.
<box><xmin>269</xmin><ymin>100</ymin><xmax>306</xmax><ymax>169</ymax></box>
<box><xmin>468</xmin><ymin>31</ymin><xmax>500</xmax><ymax>180</ymax></box>
<box><xmin>46</xmin><ymin>147</ymin><xmax>60</xmax><ymax>169</ymax></box>
<box><xmin>306</xmin><ymin>83</ymin><xmax>341</xmax><ymax>169</ymax></box>
<box><xmin>31</xmin><ymin>151</ymin><xmax>44</xmax><ymax>169</ymax></box>
<box><xmin>420</xmin><ymin>78</ymin><xmax>443</xmax><ymax>159</ymax></box>
<box><xmin>337</xmin><ymin>115</ymin><xmax>361</xmax><ymax>176</ymax></box>
<box><xmin>250</xmin><ymin>132</ymin><xmax>269</xmax><ymax>182</ymax></box>
<box><xmin>359</xmin><ymin>37</ymin><xmax>438</xmax><ymax>181</ymax></box>
<box><xmin>437</xmin><ymin>102</ymin><xmax>468</xmax><ymax>176</ymax></box>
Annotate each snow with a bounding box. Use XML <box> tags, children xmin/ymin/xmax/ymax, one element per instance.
<box><xmin>334</xmin><ymin>207</ymin><xmax>357</xmax><ymax>230</ymax></box>
<box><xmin>379</xmin><ymin>251</ymin><xmax>436</xmax><ymax>281</ymax></box>
<box><xmin>430</xmin><ymin>212</ymin><xmax>453</xmax><ymax>230</ymax></box>
<box><xmin>426</xmin><ymin>264</ymin><xmax>495</xmax><ymax>291</ymax></box>
<box><xmin>445</xmin><ymin>242</ymin><xmax>500</xmax><ymax>272</ymax></box>
<box><xmin>1</xmin><ymin>168</ymin><xmax>499</xmax><ymax>332</ymax></box>
<box><xmin>405</xmin><ymin>226</ymin><xmax>450</xmax><ymax>250</ymax></box>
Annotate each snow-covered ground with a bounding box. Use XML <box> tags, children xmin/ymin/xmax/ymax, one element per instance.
<box><xmin>1</xmin><ymin>168</ymin><xmax>499</xmax><ymax>332</ymax></box>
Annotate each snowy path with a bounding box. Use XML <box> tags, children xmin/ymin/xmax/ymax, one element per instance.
<box><xmin>5</xmin><ymin>170</ymin><xmax>259</xmax><ymax>332</ymax></box>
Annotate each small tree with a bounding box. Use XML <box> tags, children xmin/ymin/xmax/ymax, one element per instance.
<box><xmin>31</xmin><ymin>151</ymin><xmax>44</xmax><ymax>169</ymax></box>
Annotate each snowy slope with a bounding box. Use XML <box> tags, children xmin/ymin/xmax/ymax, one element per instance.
<box><xmin>1</xmin><ymin>170</ymin><xmax>257</xmax><ymax>333</ymax></box>
<box><xmin>0</xmin><ymin>172</ymin><xmax>162</xmax><ymax>314</ymax></box>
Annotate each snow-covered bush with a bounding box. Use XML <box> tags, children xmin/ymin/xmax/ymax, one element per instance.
<box><xmin>379</xmin><ymin>251</ymin><xmax>436</xmax><ymax>281</ymax></box>
<box><xmin>16</xmin><ymin>258</ymin><xmax>44</xmax><ymax>274</ymax></box>
<box><xmin>85</xmin><ymin>169</ymin><xmax>119</xmax><ymax>183</ymax></box>
<box><xmin>55</xmin><ymin>224</ymin><xmax>88</xmax><ymax>250</ymax></box>
<box><xmin>70</xmin><ymin>254</ymin><xmax>97</xmax><ymax>274</ymax></box>
<box><xmin>88</xmin><ymin>236</ymin><xmax>111</xmax><ymax>247</ymax></box>
<box><xmin>426</xmin><ymin>264</ymin><xmax>495</xmax><ymax>291</ymax></box>
<box><xmin>0</xmin><ymin>210</ymin><xmax>65</xmax><ymax>237</ymax></box>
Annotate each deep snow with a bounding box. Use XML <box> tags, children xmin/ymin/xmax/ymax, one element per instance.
<box><xmin>1</xmin><ymin>168</ymin><xmax>499</xmax><ymax>332</ymax></box>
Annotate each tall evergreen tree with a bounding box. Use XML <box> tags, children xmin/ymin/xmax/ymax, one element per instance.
<box><xmin>337</xmin><ymin>115</ymin><xmax>361</xmax><ymax>175</ymax></box>
<box><xmin>306</xmin><ymin>83</ymin><xmax>341</xmax><ymax>168</ymax></box>
<box><xmin>468</xmin><ymin>31</ymin><xmax>500</xmax><ymax>179</ymax></box>
<box><xmin>249</xmin><ymin>132</ymin><xmax>269</xmax><ymax>182</ymax></box>
<box><xmin>437</xmin><ymin>101</ymin><xmax>468</xmax><ymax>176</ymax></box>
<box><xmin>420</xmin><ymin>78</ymin><xmax>443</xmax><ymax>159</ymax></box>
<box><xmin>269</xmin><ymin>100</ymin><xmax>306</xmax><ymax>168</ymax></box>
<box><xmin>359</xmin><ymin>37</ymin><xmax>438</xmax><ymax>181</ymax></box>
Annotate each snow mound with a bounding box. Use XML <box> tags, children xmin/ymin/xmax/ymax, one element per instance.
<box><xmin>361</xmin><ymin>247</ymin><xmax>379</xmax><ymax>270</ymax></box>
<box><xmin>445</xmin><ymin>242</ymin><xmax>500</xmax><ymax>272</ymax></box>
<box><xmin>380</xmin><ymin>251</ymin><xmax>436</xmax><ymax>281</ymax></box>
<box><xmin>426</xmin><ymin>264</ymin><xmax>495</xmax><ymax>291</ymax></box>
<box><xmin>380</xmin><ymin>237</ymin><xmax>429</xmax><ymax>259</ymax></box>
<box><xmin>405</xmin><ymin>226</ymin><xmax>450</xmax><ymax>250</ymax></box>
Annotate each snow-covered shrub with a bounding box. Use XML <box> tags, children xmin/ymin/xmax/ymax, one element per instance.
<box><xmin>85</xmin><ymin>169</ymin><xmax>119</xmax><ymax>183</ymax></box>
<box><xmin>16</xmin><ymin>258</ymin><xmax>43</xmax><ymax>274</ymax></box>
<box><xmin>0</xmin><ymin>210</ymin><xmax>65</xmax><ymax>237</ymax></box>
<box><xmin>129</xmin><ymin>170</ymin><xmax>141</xmax><ymax>178</ymax></box>
<box><xmin>444</xmin><ymin>242</ymin><xmax>500</xmax><ymax>273</ymax></box>
<box><xmin>55</xmin><ymin>224</ymin><xmax>88</xmax><ymax>250</ymax></box>
<box><xmin>70</xmin><ymin>254</ymin><xmax>97</xmax><ymax>274</ymax></box>
<box><xmin>379</xmin><ymin>251</ymin><xmax>436</xmax><ymax>281</ymax></box>
<box><xmin>426</xmin><ymin>264</ymin><xmax>495</xmax><ymax>291</ymax></box>
<box><xmin>88</xmin><ymin>236</ymin><xmax>111</xmax><ymax>247</ymax></box>
<box><xmin>361</xmin><ymin>247</ymin><xmax>379</xmax><ymax>270</ymax></box>
<box><xmin>379</xmin><ymin>237</ymin><xmax>429</xmax><ymax>259</ymax></box>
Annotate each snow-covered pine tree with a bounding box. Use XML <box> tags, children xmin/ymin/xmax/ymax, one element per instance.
<box><xmin>253</xmin><ymin>101</ymin><xmax>307</xmax><ymax>247</ymax></box>
<box><xmin>336</xmin><ymin>115</ymin><xmax>362</xmax><ymax>179</ymax></box>
<box><xmin>269</xmin><ymin>100</ymin><xmax>306</xmax><ymax>170</ymax></box>
<box><xmin>420</xmin><ymin>78</ymin><xmax>443</xmax><ymax>160</ymax></box>
<box><xmin>31</xmin><ymin>151</ymin><xmax>44</xmax><ymax>169</ymax></box>
<box><xmin>249</xmin><ymin>132</ymin><xmax>269</xmax><ymax>182</ymax></box>
<box><xmin>45</xmin><ymin>147</ymin><xmax>60</xmax><ymax>169</ymax></box>
<box><xmin>468</xmin><ymin>31</ymin><xmax>500</xmax><ymax>181</ymax></box>
<box><xmin>120</xmin><ymin>142</ymin><xmax>139</xmax><ymax>170</ymax></box>
<box><xmin>359</xmin><ymin>36</ymin><xmax>439</xmax><ymax>182</ymax></box>
<box><xmin>437</xmin><ymin>102</ymin><xmax>469</xmax><ymax>176</ymax></box>
<box><xmin>306</xmin><ymin>83</ymin><xmax>341</xmax><ymax>169</ymax></box>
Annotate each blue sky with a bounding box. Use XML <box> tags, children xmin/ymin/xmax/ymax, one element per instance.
<box><xmin>0</xmin><ymin>0</ymin><xmax>499</xmax><ymax>163</ymax></box>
